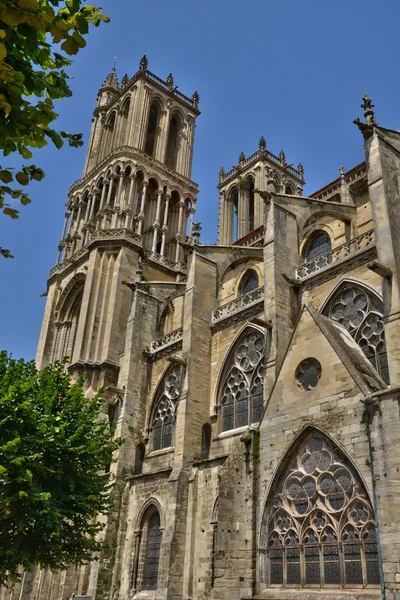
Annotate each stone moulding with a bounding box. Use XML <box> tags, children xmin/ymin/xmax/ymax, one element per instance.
<box><xmin>295</xmin><ymin>229</ymin><xmax>376</xmax><ymax>280</ymax></box>
<box><xmin>211</xmin><ymin>286</ymin><xmax>264</xmax><ymax>330</ymax></box>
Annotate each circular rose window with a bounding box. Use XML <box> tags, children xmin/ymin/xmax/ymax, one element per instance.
<box><xmin>295</xmin><ymin>358</ymin><xmax>322</xmax><ymax>391</ymax></box>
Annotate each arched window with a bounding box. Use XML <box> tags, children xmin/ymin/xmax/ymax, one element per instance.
<box><xmin>143</xmin><ymin>512</ymin><xmax>162</xmax><ymax>590</ymax></box>
<box><xmin>150</xmin><ymin>365</ymin><xmax>183</xmax><ymax>451</ymax></box>
<box><xmin>201</xmin><ymin>423</ymin><xmax>212</xmax><ymax>460</ymax></box>
<box><xmin>323</xmin><ymin>283</ymin><xmax>389</xmax><ymax>384</ymax></box>
<box><xmin>239</xmin><ymin>269</ymin><xmax>259</xmax><ymax>295</ymax></box>
<box><xmin>54</xmin><ymin>280</ymin><xmax>84</xmax><ymax>363</ymax></box>
<box><xmin>211</xmin><ymin>498</ymin><xmax>219</xmax><ymax>588</ymax></box>
<box><xmin>219</xmin><ymin>328</ymin><xmax>265</xmax><ymax>432</ymax></box>
<box><xmin>228</xmin><ymin>188</ymin><xmax>239</xmax><ymax>243</ymax></box>
<box><xmin>261</xmin><ymin>431</ymin><xmax>380</xmax><ymax>588</ymax></box>
<box><xmin>120</xmin><ymin>97</ymin><xmax>131</xmax><ymax>145</ymax></box>
<box><xmin>144</xmin><ymin>103</ymin><xmax>159</xmax><ymax>157</ymax></box>
<box><xmin>165</xmin><ymin>115</ymin><xmax>180</xmax><ymax>170</ymax></box>
<box><xmin>305</xmin><ymin>231</ymin><xmax>332</xmax><ymax>261</ymax></box>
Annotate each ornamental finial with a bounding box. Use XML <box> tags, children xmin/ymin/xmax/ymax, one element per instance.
<box><xmin>361</xmin><ymin>93</ymin><xmax>377</xmax><ymax>126</ymax></box>
<box><xmin>279</xmin><ymin>150</ymin><xmax>286</xmax><ymax>164</ymax></box>
<box><xmin>340</xmin><ymin>164</ymin><xmax>346</xmax><ymax>175</ymax></box>
<box><xmin>218</xmin><ymin>166</ymin><xmax>226</xmax><ymax>182</ymax></box>
<box><xmin>139</xmin><ymin>55</ymin><xmax>148</xmax><ymax>72</ymax></box>
<box><xmin>121</xmin><ymin>74</ymin><xmax>129</xmax><ymax>88</ymax></box>
<box><xmin>259</xmin><ymin>136</ymin><xmax>266</xmax><ymax>151</ymax></box>
<box><xmin>238</xmin><ymin>151</ymin><xmax>246</xmax><ymax>164</ymax></box>
<box><xmin>192</xmin><ymin>222</ymin><xmax>202</xmax><ymax>244</ymax></box>
<box><xmin>192</xmin><ymin>90</ymin><xmax>200</xmax><ymax>108</ymax></box>
<box><xmin>297</xmin><ymin>162</ymin><xmax>304</xmax><ymax>179</ymax></box>
<box><xmin>166</xmin><ymin>73</ymin><xmax>175</xmax><ymax>90</ymax></box>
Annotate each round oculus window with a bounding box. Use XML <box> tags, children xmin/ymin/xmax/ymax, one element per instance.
<box><xmin>295</xmin><ymin>358</ymin><xmax>322</xmax><ymax>391</ymax></box>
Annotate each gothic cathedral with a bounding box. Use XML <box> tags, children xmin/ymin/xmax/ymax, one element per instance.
<box><xmin>12</xmin><ymin>56</ymin><xmax>400</xmax><ymax>600</ymax></box>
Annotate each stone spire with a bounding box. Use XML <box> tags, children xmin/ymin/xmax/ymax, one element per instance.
<box><xmin>191</xmin><ymin>91</ymin><xmax>200</xmax><ymax>109</ymax></box>
<box><xmin>238</xmin><ymin>151</ymin><xmax>246</xmax><ymax>164</ymax></box>
<box><xmin>218</xmin><ymin>166</ymin><xmax>226</xmax><ymax>182</ymax></box>
<box><xmin>279</xmin><ymin>150</ymin><xmax>286</xmax><ymax>164</ymax></box>
<box><xmin>101</xmin><ymin>66</ymin><xmax>118</xmax><ymax>90</ymax></box>
<box><xmin>139</xmin><ymin>55</ymin><xmax>148</xmax><ymax>72</ymax></box>
<box><xmin>259</xmin><ymin>136</ymin><xmax>266</xmax><ymax>151</ymax></box>
<box><xmin>166</xmin><ymin>73</ymin><xmax>175</xmax><ymax>90</ymax></box>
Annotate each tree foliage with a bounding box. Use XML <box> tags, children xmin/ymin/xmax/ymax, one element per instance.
<box><xmin>0</xmin><ymin>351</ymin><xmax>122</xmax><ymax>586</ymax></box>
<box><xmin>0</xmin><ymin>0</ymin><xmax>109</xmax><ymax>258</ymax></box>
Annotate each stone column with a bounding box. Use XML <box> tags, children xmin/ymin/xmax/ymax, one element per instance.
<box><xmin>160</xmin><ymin>194</ymin><xmax>170</xmax><ymax>257</ymax></box>
<box><xmin>102</xmin><ymin>176</ymin><xmax>114</xmax><ymax>229</ymax></box>
<box><xmin>112</xmin><ymin>173</ymin><xmax>125</xmax><ymax>228</ymax></box>
<box><xmin>152</xmin><ymin>188</ymin><xmax>164</xmax><ymax>253</ymax></box>
<box><xmin>225</xmin><ymin>197</ymin><xmax>233</xmax><ymax>244</ymax></box>
<box><xmin>238</xmin><ymin>186</ymin><xmax>249</xmax><ymax>239</ymax></box>
<box><xmin>126</xmin><ymin>174</ymin><xmax>137</xmax><ymax>229</ymax></box>
<box><xmin>174</xmin><ymin>200</ymin><xmax>185</xmax><ymax>263</ymax></box>
<box><xmin>158</xmin><ymin>102</ymin><xmax>171</xmax><ymax>163</ymax></box>
<box><xmin>56</xmin><ymin>210</ymin><xmax>70</xmax><ymax>264</ymax></box>
<box><xmin>138</xmin><ymin>84</ymin><xmax>152</xmax><ymax>150</ymax></box>
<box><xmin>137</xmin><ymin>180</ymin><xmax>148</xmax><ymax>235</ymax></box>
<box><xmin>188</xmin><ymin>206</ymin><xmax>195</xmax><ymax>241</ymax></box>
<box><xmin>96</xmin><ymin>180</ymin><xmax>108</xmax><ymax>230</ymax></box>
<box><xmin>217</xmin><ymin>192</ymin><xmax>227</xmax><ymax>244</ymax></box>
<box><xmin>72</xmin><ymin>201</ymin><xmax>84</xmax><ymax>254</ymax></box>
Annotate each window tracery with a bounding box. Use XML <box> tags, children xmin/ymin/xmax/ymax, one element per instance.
<box><xmin>305</xmin><ymin>231</ymin><xmax>332</xmax><ymax>261</ymax></box>
<box><xmin>262</xmin><ymin>432</ymin><xmax>380</xmax><ymax>588</ymax></box>
<box><xmin>220</xmin><ymin>328</ymin><xmax>265</xmax><ymax>432</ymax></box>
<box><xmin>150</xmin><ymin>365</ymin><xmax>183</xmax><ymax>451</ymax></box>
<box><xmin>324</xmin><ymin>283</ymin><xmax>389</xmax><ymax>383</ymax></box>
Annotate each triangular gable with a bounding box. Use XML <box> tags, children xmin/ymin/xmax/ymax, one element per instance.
<box><xmin>259</xmin><ymin>303</ymin><xmax>385</xmax><ymax>429</ymax></box>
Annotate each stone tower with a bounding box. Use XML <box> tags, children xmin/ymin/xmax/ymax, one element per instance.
<box><xmin>36</xmin><ymin>55</ymin><xmax>200</xmax><ymax>372</ymax></box>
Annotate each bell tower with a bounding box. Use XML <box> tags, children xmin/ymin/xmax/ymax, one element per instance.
<box><xmin>36</xmin><ymin>55</ymin><xmax>200</xmax><ymax>372</ymax></box>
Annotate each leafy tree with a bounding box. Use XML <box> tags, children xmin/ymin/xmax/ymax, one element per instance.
<box><xmin>0</xmin><ymin>0</ymin><xmax>110</xmax><ymax>258</ymax></box>
<box><xmin>0</xmin><ymin>351</ymin><xmax>122</xmax><ymax>586</ymax></box>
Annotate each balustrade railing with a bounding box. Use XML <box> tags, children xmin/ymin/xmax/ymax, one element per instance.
<box><xmin>150</xmin><ymin>327</ymin><xmax>183</xmax><ymax>354</ymax></box>
<box><xmin>295</xmin><ymin>229</ymin><xmax>375</xmax><ymax>279</ymax></box>
<box><xmin>211</xmin><ymin>286</ymin><xmax>264</xmax><ymax>325</ymax></box>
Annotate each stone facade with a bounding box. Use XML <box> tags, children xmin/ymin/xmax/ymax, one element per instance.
<box><xmin>6</xmin><ymin>64</ymin><xmax>400</xmax><ymax>600</ymax></box>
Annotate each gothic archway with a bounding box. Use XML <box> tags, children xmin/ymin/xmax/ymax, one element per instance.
<box><xmin>260</xmin><ymin>430</ymin><xmax>380</xmax><ymax>589</ymax></box>
<box><xmin>149</xmin><ymin>364</ymin><xmax>184</xmax><ymax>451</ymax></box>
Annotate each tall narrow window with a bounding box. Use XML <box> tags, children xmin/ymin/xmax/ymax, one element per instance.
<box><xmin>142</xmin><ymin>512</ymin><xmax>162</xmax><ymax>590</ymax></box>
<box><xmin>165</xmin><ymin>116</ymin><xmax>179</xmax><ymax>170</ymax></box>
<box><xmin>150</xmin><ymin>365</ymin><xmax>183</xmax><ymax>451</ymax></box>
<box><xmin>305</xmin><ymin>231</ymin><xmax>332</xmax><ymax>261</ymax></box>
<box><xmin>144</xmin><ymin>104</ymin><xmax>159</xmax><ymax>157</ymax></box>
<box><xmin>261</xmin><ymin>431</ymin><xmax>380</xmax><ymax>589</ymax></box>
<box><xmin>201</xmin><ymin>423</ymin><xmax>212</xmax><ymax>460</ymax></box>
<box><xmin>219</xmin><ymin>328</ymin><xmax>266</xmax><ymax>432</ymax></box>
<box><xmin>323</xmin><ymin>283</ymin><xmax>389</xmax><ymax>383</ymax></box>
<box><xmin>211</xmin><ymin>498</ymin><xmax>219</xmax><ymax>588</ymax></box>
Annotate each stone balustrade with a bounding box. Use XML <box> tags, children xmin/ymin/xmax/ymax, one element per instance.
<box><xmin>295</xmin><ymin>229</ymin><xmax>375</xmax><ymax>279</ymax></box>
<box><xmin>211</xmin><ymin>286</ymin><xmax>264</xmax><ymax>325</ymax></box>
<box><xmin>149</xmin><ymin>327</ymin><xmax>183</xmax><ymax>355</ymax></box>
<box><xmin>234</xmin><ymin>225</ymin><xmax>264</xmax><ymax>247</ymax></box>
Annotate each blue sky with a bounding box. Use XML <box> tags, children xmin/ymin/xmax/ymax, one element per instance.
<box><xmin>1</xmin><ymin>0</ymin><xmax>400</xmax><ymax>360</ymax></box>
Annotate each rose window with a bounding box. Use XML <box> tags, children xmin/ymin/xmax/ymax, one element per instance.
<box><xmin>261</xmin><ymin>432</ymin><xmax>380</xmax><ymax>588</ymax></box>
<box><xmin>220</xmin><ymin>328</ymin><xmax>266</xmax><ymax>431</ymax></box>
<box><xmin>325</xmin><ymin>284</ymin><xmax>389</xmax><ymax>383</ymax></box>
<box><xmin>295</xmin><ymin>358</ymin><xmax>322</xmax><ymax>391</ymax></box>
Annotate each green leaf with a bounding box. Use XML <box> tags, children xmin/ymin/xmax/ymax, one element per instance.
<box><xmin>20</xmin><ymin>196</ymin><xmax>31</xmax><ymax>206</ymax></box>
<box><xmin>15</xmin><ymin>172</ymin><xmax>29</xmax><ymax>186</ymax></box>
<box><xmin>3</xmin><ymin>207</ymin><xmax>19</xmax><ymax>219</ymax></box>
<box><xmin>0</xmin><ymin>170</ymin><xmax>13</xmax><ymax>184</ymax></box>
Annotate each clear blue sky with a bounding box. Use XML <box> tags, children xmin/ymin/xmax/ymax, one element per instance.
<box><xmin>1</xmin><ymin>0</ymin><xmax>400</xmax><ymax>360</ymax></box>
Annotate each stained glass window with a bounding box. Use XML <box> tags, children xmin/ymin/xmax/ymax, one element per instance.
<box><xmin>305</xmin><ymin>231</ymin><xmax>332</xmax><ymax>261</ymax></box>
<box><xmin>143</xmin><ymin>513</ymin><xmax>162</xmax><ymax>590</ymax></box>
<box><xmin>151</xmin><ymin>365</ymin><xmax>183</xmax><ymax>451</ymax></box>
<box><xmin>220</xmin><ymin>328</ymin><xmax>266</xmax><ymax>432</ymax></box>
<box><xmin>261</xmin><ymin>432</ymin><xmax>380</xmax><ymax>588</ymax></box>
<box><xmin>240</xmin><ymin>269</ymin><xmax>259</xmax><ymax>295</ymax></box>
<box><xmin>295</xmin><ymin>358</ymin><xmax>322</xmax><ymax>391</ymax></box>
<box><xmin>324</xmin><ymin>283</ymin><xmax>389</xmax><ymax>384</ymax></box>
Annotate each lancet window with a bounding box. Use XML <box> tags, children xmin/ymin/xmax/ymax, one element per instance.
<box><xmin>305</xmin><ymin>231</ymin><xmax>332</xmax><ymax>261</ymax></box>
<box><xmin>143</xmin><ymin>512</ymin><xmax>162</xmax><ymax>590</ymax></box>
<box><xmin>323</xmin><ymin>283</ymin><xmax>389</xmax><ymax>383</ymax></box>
<box><xmin>150</xmin><ymin>365</ymin><xmax>183</xmax><ymax>451</ymax></box>
<box><xmin>220</xmin><ymin>328</ymin><xmax>266</xmax><ymax>432</ymax></box>
<box><xmin>262</xmin><ymin>432</ymin><xmax>380</xmax><ymax>589</ymax></box>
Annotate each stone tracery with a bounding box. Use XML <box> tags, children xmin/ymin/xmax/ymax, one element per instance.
<box><xmin>261</xmin><ymin>432</ymin><xmax>380</xmax><ymax>588</ymax></box>
<box><xmin>151</xmin><ymin>365</ymin><xmax>183</xmax><ymax>450</ymax></box>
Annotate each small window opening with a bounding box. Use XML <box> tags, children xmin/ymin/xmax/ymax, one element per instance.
<box><xmin>240</xmin><ymin>269</ymin><xmax>259</xmax><ymax>295</ymax></box>
<box><xmin>248</xmin><ymin>180</ymin><xmax>255</xmax><ymax>232</ymax></box>
<box><xmin>305</xmin><ymin>231</ymin><xmax>332</xmax><ymax>261</ymax></box>
<box><xmin>165</xmin><ymin>116</ymin><xmax>179</xmax><ymax>170</ymax></box>
<box><xmin>201</xmin><ymin>423</ymin><xmax>212</xmax><ymax>460</ymax></box>
<box><xmin>134</xmin><ymin>443</ymin><xmax>145</xmax><ymax>475</ymax></box>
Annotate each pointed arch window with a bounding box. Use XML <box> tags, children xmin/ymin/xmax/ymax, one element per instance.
<box><xmin>150</xmin><ymin>365</ymin><xmax>183</xmax><ymax>451</ymax></box>
<box><xmin>143</xmin><ymin>512</ymin><xmax>162</xmax><ymax>590</ymax></box>
<box><xmin>144</xmin><ymin>103</ymin><xmax>159</xmax><ymax>157</ymax></box>
<box><xmin>219</xmin><ymin>328</ymin><xmax>266</xmax><ymax>432</ymax></box>
<box><xmin>305</xmin><ymin>231</ymin><xmax>332</xmax><ymax>261</ymax></box>
<box><xmin>323</xmin><ymin>283</ymin><xmax>389</xmax><ymax>383</ymax></box>
<box><xmin>239</xmin><ymin>269</ymin><xmax>259</xmax><ymax>296</ymax></box>
<box><xmin>261</xmin><ymin>431</ymin><xmax>380</xmax><ymax>588</ymax></box>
